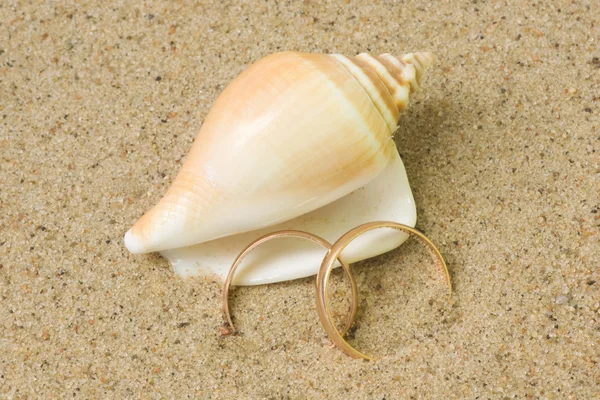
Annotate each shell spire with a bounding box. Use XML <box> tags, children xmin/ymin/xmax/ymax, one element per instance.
<box><xmin>329</xmin><ymin>52</ymin><xmax>435</xmax><ymax>133</ymax></box>
<box><xmin>124</xmin><ymin>51</ymin><xmax>434</xmax><ymax>255</ymax></box>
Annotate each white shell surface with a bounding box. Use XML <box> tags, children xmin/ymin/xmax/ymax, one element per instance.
<box><xmin>124</xmin><ymin>52</ymin><xmax>397</xmax><ymax>254</ymax></box>
<box><xmin>160</xmin><ymin>147</ymin><xmax>416</xmax><ymax>285</ymax></box>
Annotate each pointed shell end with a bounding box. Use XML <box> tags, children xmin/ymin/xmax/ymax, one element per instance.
<box><xmin>402</xmin><ymin>52</ymin><xmax>436</xmax><ymax>74</ymax></box>
<box><xmin>124</xmin><ymin>229</ymin><xmax>146</xmax><ymax>254</ymax></box>
<box><xmin>417</xmin><ymin>52</ymin><xmax>436</xmax><ymax>72</ymax></box>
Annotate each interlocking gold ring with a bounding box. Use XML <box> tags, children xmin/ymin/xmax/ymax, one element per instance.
<box><xmin>223</xmin><ymin>230</ymin><xmax>358</xmax><ymax>336</ymax></box>
<box><xmin>315</xmin><ymin>221</ymin><xmax>452</xmax><ymax>360</ymax></box>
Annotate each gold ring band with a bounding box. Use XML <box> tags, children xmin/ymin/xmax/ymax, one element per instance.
<box><xmin>315</xmin><ymin>221</ymin><xmax>452</xmax><ymax>360</ymax></box>
<box><xmin>222</xmin><ymin>230</ymin><xmax>358</xmax><ymax>336</ymax></box>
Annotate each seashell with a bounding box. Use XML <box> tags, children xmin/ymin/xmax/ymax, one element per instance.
<box><xmin>163</xmin><ymin>148</ymin><xmax>416</xmax><ymax>285</ymax></box>
<box><xmin>124</xmin><ymin>51</ymin><xmax>435</xmax><ymax>284</ymax></box>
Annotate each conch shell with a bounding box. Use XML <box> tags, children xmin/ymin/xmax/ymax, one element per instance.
<box><xmin>125</xmin><ymin>51</ymin><xmax>434</xmax><ymax>284</ymax></box>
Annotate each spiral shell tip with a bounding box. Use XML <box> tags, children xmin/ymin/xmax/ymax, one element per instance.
<box><xmin>402</xmin><ymin>52</ymin><xmax>435</xmax><ymax>74</ymax></box>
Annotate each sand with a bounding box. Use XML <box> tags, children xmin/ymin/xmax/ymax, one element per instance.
<box><xmin>1</xmin><ymin>0</ymin><xmax>599</xmax><ymax>398</ymax></box>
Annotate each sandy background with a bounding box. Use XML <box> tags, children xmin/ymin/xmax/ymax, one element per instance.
<box><xmin>1</xmin><ymin>0</ymin><xmax>599</xmax><ymax>398</ymax></box>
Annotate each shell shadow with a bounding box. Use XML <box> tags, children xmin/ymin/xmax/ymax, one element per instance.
<box><xmin>393</xmin><ymin>81</ymin><xmax>484</xmax><ymax>214</ymax></box>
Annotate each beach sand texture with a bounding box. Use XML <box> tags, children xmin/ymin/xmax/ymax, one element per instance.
<box><xmin>1</xmin><ymin>0</ymin><xmax>599</xmax><ymax>398</ymax></box>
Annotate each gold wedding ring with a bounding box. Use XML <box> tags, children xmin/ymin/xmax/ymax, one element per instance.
<box><xmin>315</xmin><ymin>221</ymin><xmax>452</xmax><ymax>360</ymax></box>
<box><xmin>221</xmin><ymin>222</ymin><xmax>452</xmax><ymax>361</ymax></box>
<box><xmin>222</xmin><ymin>230</ymin><xmax>358</xmax><ymax>336</ymax></box>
